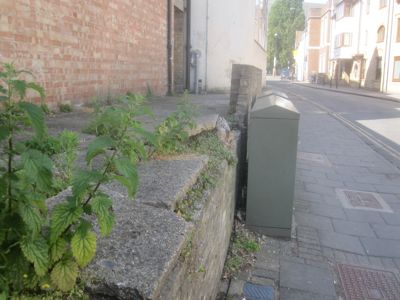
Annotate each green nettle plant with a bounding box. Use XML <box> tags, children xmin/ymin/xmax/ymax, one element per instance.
<box><xmin>154</xmin><ymin>91</ymin><xmax>197</xmax><ymax>154</ymax></box>
<box><xmin>0</xmin><ymin>63</ymin><xmax>150</xmax><ymax>297</ymax></box>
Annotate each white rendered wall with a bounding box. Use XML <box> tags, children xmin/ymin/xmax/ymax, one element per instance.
<box><xmin>191</xmin><ymin>0</ymin><xmax>267</xmax><ymax>92</ymax></box>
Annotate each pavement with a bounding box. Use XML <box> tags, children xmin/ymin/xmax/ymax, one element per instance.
<box><xmin>293</xmin><ymin>81</ymin><xmax>400</xmax><ymax>104</ymax></box>
<box><xmin>226</xmin><ymin>82</ymin><xmax>400</xmax><ymax>299</ymax></box>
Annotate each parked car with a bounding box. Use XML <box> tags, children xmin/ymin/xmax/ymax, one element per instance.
<box><xmin>280</xmin><ymin>68</ymin><xmax>290</xmax><ymax>79</ymax></box>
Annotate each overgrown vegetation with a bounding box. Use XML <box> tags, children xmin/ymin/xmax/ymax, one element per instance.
<box><xmin>153</xmin><ymin>91</ymin><xmax>197</xmax><ymax>155</ymax></box>
<box><xmin>58</xmin><ymin>103</ymin><xmax>73</xmax><ymax>113</ymax></box>
<box><xmin>175</xmin><ymin>131</ymin><xmax>236</xmax><ymax>221</ymax></box>
<box><xmin>0</xmin><ymin>63</ymin><xmax>152</xmax><ymax>297</ymax></box>
<box><xmin>0</xmin><ymin>62</ymin><xmax>231</xmax><ymax>297</ymax></box>
<box><xmin>223</xmin><ymin>223</ymin><xmax>260</xmax><ymax>279</ymax></box>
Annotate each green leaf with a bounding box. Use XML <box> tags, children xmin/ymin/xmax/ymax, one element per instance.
<box><xmin>0</xmin><ymin>84</ymin><xmax>7</xmax><ymax>95</ymax></box>
<box><xmin>50</xmin><ymin>238</ymin><xmax>67</xmax><ymax>263</ymax></box>
<box><xmin>51</xmin><ymin>257</ymin><xmax>78</xmax><ymax>292</ymax></box>
<box><xmin>114</xmin><ymin>157</ymin><xmax>138</xmax><ymax>198</ymax></box>
<box><xmin>134</xmin><ymin>126</ymin><xmax>157</xmax><ymax>145</ymax></box>
<box><xmin>19</xmin><ymin>102</ymin><xmax>46</xmax><ymax>139</ymax></box>
<box><xmin>71</xmin><ymin>225</ymin><xmax>97</xmax><ymax>267</ymax></box>
<box><xmin>91</xmin><ymin>194</ymin><xmax>115</xmax><ymax>236</ymax></box>
<box><xmin>20</xmin><ymin>236</ymin><xmax>49</xmax><ymax>276</ymax></box>
<box><xmin>21</xmin><ymin>149</ymin><xmax>53</xmax><ymax>190</ymax></box>
<box><xmin>86</xmin><ymin>135</ymin><xmax>114</xmax><ymax>164</ymax></box>
<box><xmin>18</xmin><ymin>201</ymin><xmax>43</xmax><ymax>235</ymax></box>
<box><xmin>0</xmin><ymin>126</ymin><xmax>9</xmax><ymax>142</ymax></box>
<box><xmin>27</xmin><ymin>82</ymin><xmax>45</xmax><ymax>100</ymax></box>
<box><xmin>72</xmin><ymin>170</ymin><xmax>104</xmax><ymax>198</ymax></box>
<box><xmin>11</xmin><ymin>79</ymin><xmax>27</xmax><ymax>99</ymax></box>
<box><xmin>50</xmin><ymin>202</ymin><xmax>82</xmax><ymax>242</ymax></box>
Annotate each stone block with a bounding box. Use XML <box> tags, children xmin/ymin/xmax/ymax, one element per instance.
<box><xmin>280</xmin><ymin>261</ymin><xmax>336</xmax><ymax>296</ymax></box>
<box><xmin>318</xmin><ymin>231</ymin><xmax>365</xmax><ymax>255</ymax></box>
<box><xmin>361</xmin><ymin>237</ymin><xmax>400</xmax><ymax>258</ymax></box>
<box><xmin>108</xmin><ymin>155</ymin><xmax>208</xmax><ymax>210</ymax></box>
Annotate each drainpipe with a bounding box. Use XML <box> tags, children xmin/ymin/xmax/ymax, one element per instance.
<box><xmin>384</xmin><ymin>0</ymin><xmax>394</xmax><ymax>93</ymax></box>
<box><xmin>185</xmin><ymin>0</ymin><xmax>191</xmax><ymax>91</ymax></box>
<box><xmin>167</xmin><ymin>0</ymin><xmax>173</xmax><ymax>95</ymax></box>
<box><xmin>204</xmin><ymin>0</ymin><xmax>209</xmax><ymax>92</ymax></box>
<box><xmin>185</xmin><ymin>0</ymin><xmax>192</xmax><ymax>91</ymax></box>
<box><xmin>357</xmin><ymin>1</ymin><xmax>362</xmax><ymax>88</ymax></box>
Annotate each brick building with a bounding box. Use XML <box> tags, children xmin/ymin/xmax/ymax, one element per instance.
<box><xmin>0</xmin><ymin>0</ymin><xmax>173</xmax><ymax>104</ymax></box>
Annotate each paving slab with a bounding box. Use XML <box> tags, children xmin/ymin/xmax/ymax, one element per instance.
<box><xmin>344</xmin><ymin>209</ymin><xmax>386</xmax><ymax>224</ymax></box>
<box><xmin>381</xmin><ymin>212</ymin><xmax>400</xmax><ymax>225</ymax></box>
<box><xmin>319</xmin><ymin>231</ymin><xmax>365</xmax><ymax>254</ymax></box>
<box><xmin>280</xmin><ymin>287</ymin><xmax>336</xmax><ymax>300</ymax></box>
<box><xmin>309</xmin><ymin>202</ymin><xmax>346</xmax><ymax>219</ymax></box>
<box><xmin>280</xmin><ymin>260</ymin><xmax>336</xmax><ymax>296</ymax></box>
<box><xmin>361</xmin><ymin>237</ymin><xmax>400</xmax><ymax>258</ymax></box>
<box><xmin>105</xmin><ymin>155</ymin><xmax>208</xmax><ymax>210</ymax></box>
<box><xmin>372</xmin><ymin>223</ymin><xmax>400</xmax><ymax>240</ymax></box>
<box><xmin>294</xmin><ymin>211</ymin><xmax>334</xmax><ymax>232</ymax></box>
<box><xmin>332</xmin><ymin>219</ymin><xmax>376</xmax><ymax>238</ymax></box>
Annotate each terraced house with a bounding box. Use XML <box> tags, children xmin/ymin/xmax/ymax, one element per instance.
<box><xmin>295</xmin><ymin>0</ymin><xmax>400</xmax><ymax>94</ymax></box>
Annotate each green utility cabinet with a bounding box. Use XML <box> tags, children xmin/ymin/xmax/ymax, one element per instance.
<box><xmin>246</xmin><ymin>93</ymin><xmax>299</xmax><ymax>238</ymax></box>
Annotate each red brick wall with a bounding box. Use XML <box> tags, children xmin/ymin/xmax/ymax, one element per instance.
<box><xmin>0</xmin><ymin>0</ymin><xmax>168</xmax><ymax>104</ymax></box>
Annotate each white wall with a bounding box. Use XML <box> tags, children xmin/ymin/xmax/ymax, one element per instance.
<box><xmin>191</xmin><ymin>0</ymin><xmax>267</xmax><ymax>92</ymax></box>
<box><xmin>385</xmin><ymin>2</ymin><xmax>400</xmax><ymax>94</ymax></box>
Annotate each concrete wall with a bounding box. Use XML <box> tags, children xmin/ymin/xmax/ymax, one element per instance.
<box><xmin>190</xmin><ymin>0</ymin><xmax>267</xmax><ymax>92</ymax></box>
<box><xmin>159</xmin><ymin>159</ymin><xmax>236</xmax><ymax>300</ymax></box>
<box><xmin>0</xmin><ymin>0</ymin><xmax>168</xmax><ymax>104</ymax></box>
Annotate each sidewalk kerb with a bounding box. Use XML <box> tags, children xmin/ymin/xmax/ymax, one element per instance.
<box><xmin>292</xmin><ymin>82</ymin><xmax>400</xmax><ymax>104</ymax></box>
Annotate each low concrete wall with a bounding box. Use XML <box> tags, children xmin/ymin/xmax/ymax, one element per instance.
<box><xmin>82</xmin><ymin>149</ymin><xmax>237</xmax><ymax>299</ymax></box>
<box><xmin>78</xmin><ymin>132</ymin><xmax>238</xmax><ymax>299</ymax></box>
<box><xmin>158</xmin><ymin>159</ymin><xmax>236</xmax><ymax>299</ymax></box>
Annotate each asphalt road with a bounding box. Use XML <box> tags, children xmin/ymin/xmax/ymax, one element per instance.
<box><xmin>267</xmin><ymin>80</ymin><xmax>400</xmax><ymax>170</ymax></box>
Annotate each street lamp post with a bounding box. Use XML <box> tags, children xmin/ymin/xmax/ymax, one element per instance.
<box><xmin>273</xmin><ymin>33</ymin><xmax>278</xmax><ymax>76</ymax></box>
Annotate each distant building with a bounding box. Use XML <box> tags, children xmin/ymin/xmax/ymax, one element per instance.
<box><xmin>294</xmin><ymin>1</ymin><xmax>329</xmax><ymax>82</ymax></box>
<box><xmin>296</xmin><ymin>0</ymin><xmax>400</xmax><ymax>94</ymax></box>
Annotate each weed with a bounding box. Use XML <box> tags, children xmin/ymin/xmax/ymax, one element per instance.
<box><xmin>0</xmin><ymin>63</ymin><xmax>152</xmax><ymax>296</ymax></box>
<box><xmin>153</xmin><ymin>91</ymin><xmax>197</xmax><ymax>155</ymax></box>
<box><xmin>174</xmin><ymin>131</ymin><xmax>236</xmax><ymax>221</ymax></box>
<box><xmin>58</xmin><ymin>102</ymin><xmax>73</xmax><ymax>113</ymax></box>
<box><xmin>40</xmin><ymin>103</ymin><xmax>51</xmax><ymax>115</ymax></box>
<box><xmin>222</xmin><ymin>224</ymin><xmax>260</xmax><ymax>279</ymax></box>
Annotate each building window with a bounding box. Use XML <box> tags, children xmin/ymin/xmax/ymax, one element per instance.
<box><xmin>335</xmin><ymin>33</ymin><xmax>352</xmax><ymax>48</ymax></box>
<box><xmin>377</xmin><ymin>26</ymin><xmax>385</xmax><ymax>43</ymax></box>
<box><xmin>336</xmin><ymin>1</ymin><xmax>352</xmax><ymax>19</ymax></box>
<box><xmin>380</xmin><ymin>0</ymin><xmax>387</xmax><ymax>8</ymax></box>
<box><xmin>393</xmin><ymin>57</ymin><xmax>400</xmax><ymax>81</ymax></box>
<box><xmin>376</xmin><ymin>57</ymin><xmax>382</xmax><ymax>80</ymax></box>
<box><xmin>397</xmin><ymin>19</ymin><xmax>400</xmax><ymax>42</ymax></box>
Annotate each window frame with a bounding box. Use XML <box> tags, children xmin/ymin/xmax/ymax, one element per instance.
<box><xmin>393</xmin><ymin>56</ymin><xmax>400</xmax><ymax>82</ymax></box>
<box><xmin>377</xmin><ymin>26</ymin><xmax>385</xmax><ymax>43</ymax></box>
<box><xmin>397</xmin><ymin>19</ymin><xmax>400</xmax><ymax>43</ymax></box>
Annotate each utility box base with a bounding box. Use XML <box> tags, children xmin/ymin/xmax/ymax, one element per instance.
<box><xmin>246</xmin><ymin>92</ymin><xmax>299</xmax><ymax>238</ymax></box>
<box><xmin>246</xmin><ymin>225</ymin><xmax>291</xmax><ymax>238</ymax></box>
